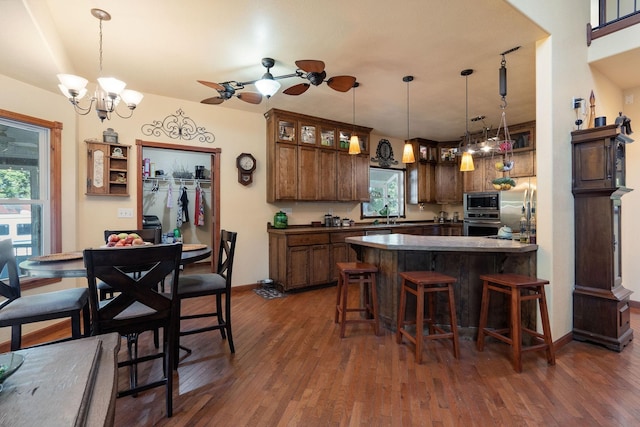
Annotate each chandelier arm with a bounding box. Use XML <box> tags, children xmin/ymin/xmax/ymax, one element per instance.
<box><xmin>114</xmin><ymin>105</ymin><xmax>135</xmax><ymax>119</ymax></box>
<box><xmin>70</xmin><ymin>98</ymin><xmax>95</xmax><ymax>115</ymax></box>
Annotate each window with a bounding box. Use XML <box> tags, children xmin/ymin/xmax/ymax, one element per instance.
<box><xmin>0</xmin><ymin>109</ymin><xmax>62</xmax><ymax>286</ymax></box>
<box><xmin>361</xmin><ymin>167</ymin><xmax>406</xmax><ymax>219</ymax></box>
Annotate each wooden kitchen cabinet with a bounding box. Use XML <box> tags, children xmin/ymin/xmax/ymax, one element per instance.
<box><xmin>269</xmin><ymin>142</ymin><xmax>297</xmax><ymax>200</ymax></box>
<box><xmin>318</xmin><ymin>149</ymin><xmax>337</xmax><ymax>200</ymax></box>
<box><xmin>86</xmin><ymin>140</ymin><xmax>129</xmax><ymax>196</ymax></box>
<box><xmin>354</xmin><ymin>154</ymin><xmax>370</xmax><ymax>201</ymax></box>
<box><xmin>435</xmin><ymin>163</ymin><xmax>462</xmax><ymax>203</ymax></box>
<box><xmin>571</xmin><ymin>125</ymin><xmax>633</xmax><ymax>351</ymax></box>
<box><xmin>406</xmin><ymin>138</ymin><xmax>437</xmax><ymax>204</ymax></box>
<box><xmin>509</xmin><ymin>150</ymin><xmax>535</xmax><ymax>177</ymax></box>
<box><xmin>462</xmin><ymin>120</ymin><xmax>536</xmax><ymax>193</ymax></box>
<box><xmin>337</xmin><ymin>151</ymin><xmax>355</xmax><ymax>201</ymax></box>
<box><xmin>266</xmin><ymin>109</ymin><xmax>371</xmax><ymax>202</ymax></box>
<box><xmin>297</xmin><ymin>145</ymin><xmax>319</xmax><ymax>200</ymax></box>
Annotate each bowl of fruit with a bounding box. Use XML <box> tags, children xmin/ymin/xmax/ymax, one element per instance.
<box><xmin>105</xmin><ymin>232</ymin><xmax>150</xmax><ymax>247</ymax></box>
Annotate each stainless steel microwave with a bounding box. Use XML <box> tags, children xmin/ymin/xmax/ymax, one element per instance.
<box><xmin>463</xmin><ymin>192</ymin><xmax>500</xmax><ymax>220</ymax></box>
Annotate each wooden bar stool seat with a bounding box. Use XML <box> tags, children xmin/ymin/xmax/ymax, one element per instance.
<box><xmin>396</xmin><ymin>271</ymin><xmax>460</xmax><ymax>363</ymax></box>
<box><xmin>334</xmin><ymin>262</ymin><xmax>379</xmax><ymax>338</ymax></box>
<box><xmin>477</xmin><ymin>273</ymin><xmax>555</xmax><ymax>373</ymax></box>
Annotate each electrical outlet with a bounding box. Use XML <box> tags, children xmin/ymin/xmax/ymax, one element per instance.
<box><xmin>117</xmin><ymin>208</ymin><xmax>134</xmax><ymax>218</ymax></box>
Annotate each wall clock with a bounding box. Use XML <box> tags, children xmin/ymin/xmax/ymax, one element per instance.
<box><xmin>236</xmin><ymin>153</ymin><xmax>256</xmax><ymax>185</ymax></box>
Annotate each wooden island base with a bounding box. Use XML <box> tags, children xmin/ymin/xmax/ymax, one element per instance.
<box><xmin>346</xmin><ymin>234</ymin><xmax>539</xmax><ymax>337</ymax></box>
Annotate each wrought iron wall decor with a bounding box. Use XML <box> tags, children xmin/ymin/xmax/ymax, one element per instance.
<box><xmin>370</xmin><ymin>139</ymin><xmax>398</xmax><ymax>168</ymax></box>
<box><xmin>141</xmin><ymin>109</ymin><xmax>215</xmax><ymax>143</ymax></box>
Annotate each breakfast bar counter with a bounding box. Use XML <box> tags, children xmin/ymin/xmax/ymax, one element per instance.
<box><xmin>345</xmin><ymin>234</ymin><xmax>538</xmax><ymax>334</ymax></box>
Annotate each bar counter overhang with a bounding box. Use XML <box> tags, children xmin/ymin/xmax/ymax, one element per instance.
<box><xmin>345</xmin><ymin>234</ymin><xmax>539</xmax><ymax>336</ymax></box>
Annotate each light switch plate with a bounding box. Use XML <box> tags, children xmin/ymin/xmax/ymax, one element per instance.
<box><xmin>117</xmin><ymin>208</ymin><xmax>134</xmax><ymax>218</ymax></box>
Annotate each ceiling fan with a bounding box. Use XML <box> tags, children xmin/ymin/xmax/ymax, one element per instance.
<box><xmin>197</xmin><ymin>58</ymin><xmax>356</xmax><ymax>105</ymax></box>
<box><xmin>197</xmin><ymin>80</ymin><xmax>263</xmax><ymax>105</ymax></box>
<box><xmin>283</xmin><ymin>60</ymin><xmax>356</xmax><ymax>96</ymax></box>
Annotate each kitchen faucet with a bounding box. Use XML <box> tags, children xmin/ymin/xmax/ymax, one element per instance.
<box><xmin>385</xmin><ymin>204</ymin><xmax>390</xmax><ymax>224</ymax></box>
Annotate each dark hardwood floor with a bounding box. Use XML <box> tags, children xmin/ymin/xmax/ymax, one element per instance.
<box><xmin>16</xmin><ymin>284</ymin><xmax>640</xmax><ymax>426</ymax></box>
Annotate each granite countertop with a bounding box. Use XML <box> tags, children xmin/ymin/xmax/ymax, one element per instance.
<box><xmin>345</xmin><ymin>234</ymin><xmax>537</xmax><ymax>253</ymax></box>
<box><xmin>267</xmin><ymin>221</ymin><xmax>461</xmax><ymax>234</ymax></box>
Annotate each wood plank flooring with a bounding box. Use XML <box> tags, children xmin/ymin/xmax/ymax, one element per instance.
<box><xmin>102</xmin><ymin>284</ymin><xmax>640</xmax><ymax>426</ymax></box>
<box><xmin>18</xmin><ymin>283</ymin><xmax>640</xmax><ymax>426</ymax></box>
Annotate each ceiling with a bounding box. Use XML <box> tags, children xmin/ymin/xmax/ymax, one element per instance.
<box><xmin>0</xmin><ymin>1</ymin><xmax>554</xmax><ymax>141</ymax></box>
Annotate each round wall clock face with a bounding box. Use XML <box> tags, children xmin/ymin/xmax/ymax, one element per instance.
<box><xmin>236</xmin><ymin>153</ymin><xmax>256</xmax><ymax>185</ymax></box>
<box><xmin>239</xmin><ymin>155</ymin><xmax>255</xmax><ymax>171</ymax></box>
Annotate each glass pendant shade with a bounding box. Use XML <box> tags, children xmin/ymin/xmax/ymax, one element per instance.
<box><xmin>402</xmin><ymin>142</ymin><xmax>415</xmax><ymax>163</ymax></box>
<box><xmin>460</xmin><ymin>151</ymin><xmax>475</xmax><ymax>171</ymax></box>
<box><xmin>120</xmin><ymin>89</ymin><xmax>144</xmax><ymax>108</ymax></box>
<box><xmin>255</xmin><ymin>72</ymin><xmax>281</xmax><ymax>98</ymax></box>
<box><xmin>348</xmin><ymin>135</ymin><xmax>361</xmax><ymax>154</ymax></box>
<box><xmin>57</xmin><ymin>74</ymin><xmax>89</xmax><ymax>98</ymax></box>
<box><xmin>98</xmin><ymin>77</ymin><xmax>126</xmax><ymax>96</ymax></box>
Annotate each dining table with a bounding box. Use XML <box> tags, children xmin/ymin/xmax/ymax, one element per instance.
<box><xmin>19</xmin><ymin>243</ymin><xmax>212</xmax><ymax>278</ymax></box>
<box><xmin>0</xmin><ymin>332</ymin><xmax>120</xmax><ymax>427</ymax></box>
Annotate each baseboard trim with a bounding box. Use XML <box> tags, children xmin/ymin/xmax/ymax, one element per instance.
<box><xmin>0</xmin><ymin>320</ymin><xmax>72</xmax><ymax>353</ymax></box>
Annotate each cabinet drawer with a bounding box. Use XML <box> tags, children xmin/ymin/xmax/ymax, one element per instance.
<box><xmin>330</xmin><ymin>231</ymin><xmax>364</xmax><ymax>243</ymax></box>
<box><xmin>287</xmin><ymin>233</ymin><xmax>330</xmax><ymax>246</ymax></box>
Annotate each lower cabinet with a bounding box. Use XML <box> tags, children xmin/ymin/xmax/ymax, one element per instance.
<box><xmin>268</xmin><ymin>225</ymin><xmax>461</xmax><ymax>291</ymax></box>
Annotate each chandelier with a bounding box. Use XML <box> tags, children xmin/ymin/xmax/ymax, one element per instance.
<box><xmin>57</xmin><ymin>9</ymin><xmax>143</xmax><ymax>122</ymax></box>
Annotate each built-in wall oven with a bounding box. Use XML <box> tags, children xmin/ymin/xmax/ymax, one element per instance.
<box><xmin>463</xmin><ymin>191</ymin><xmax>501</xmax><ymax>236</ymax></box>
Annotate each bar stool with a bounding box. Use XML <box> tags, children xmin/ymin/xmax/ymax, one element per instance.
<box><xmin>396</xmin><ymin>271</ymin><xmax>460</xmax><ymax>363</ymax></box>
<box><xmin>334</xmin><ymin>262</ymin><xmax>379</xmax><ymax>338</ymax></box>
<box><xmin>477</xmin><ymin>273</ymin><xmax>555</xmax><ymax>373</ymax></box>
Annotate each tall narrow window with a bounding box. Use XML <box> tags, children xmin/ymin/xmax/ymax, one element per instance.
<box><xmin>0</xmin><ymin>110</ymin><xmax>61</xmax><ymax>283</ymax></box>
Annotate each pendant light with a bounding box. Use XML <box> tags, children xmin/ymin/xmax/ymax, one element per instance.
<box><xmin>402</xmin><ymin>76</ymin><xmax>416</xmax><ymax>164</ymax></box>
<box><xmin>348</xmin><ymin>82</ymin><xmax>361</xmax><ymax>155</ymax></box>
<box><xmin>459</xmin><ymin>69</ymin><xmax>475</xmax><ymax>172</ymax></box>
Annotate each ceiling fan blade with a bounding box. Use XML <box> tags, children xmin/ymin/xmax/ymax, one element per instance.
<box><xmin>283</xmin><ymin>83</ymin><xmax>310</xmax><ymax>95</ymax></box>
<box><xmin>197</xmin><ymin>80</ymin><xmax>225</xmax><ymax>91</ymax></box>
<box><xmin>237</xmin><ymin>92</ymin><xmax>263</xmax><ymax>104</ymax></box>
<box><xmin>295</xmin><ymin>60</ymin><xmax>325</xmax><ymax>74</ymax></box>
<box><xmin>201</xmin><ymin>96</ymin><xmax>225</xmax><ymax>105</ymax></box>
<box><xmin>327</xmin><ymin>76</ymin><xmax>357</xmax><ymax>92</ymax></box>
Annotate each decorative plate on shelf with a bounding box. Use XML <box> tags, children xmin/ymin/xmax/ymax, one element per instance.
<box><xmin>29</xmin><ymin>252</ymin><xmax>83</xmax><ymax>262</ymax></box>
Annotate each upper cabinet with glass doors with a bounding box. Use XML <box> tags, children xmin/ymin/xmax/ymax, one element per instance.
<box><xmin>265</xmin><ymin>108</ymin><xmax>372</xmax><ymax>203</ymax></box>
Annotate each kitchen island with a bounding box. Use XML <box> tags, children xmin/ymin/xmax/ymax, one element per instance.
<box><xmin>345</xmin><ymin>234</ymin><xmax>538</xmax><ymax>336</ymax></box>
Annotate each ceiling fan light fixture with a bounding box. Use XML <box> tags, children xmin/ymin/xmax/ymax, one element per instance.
<box><xmin>255</xmin><ymin>72</ymin><xmax>281</xmax><ymax>98</ymax></box>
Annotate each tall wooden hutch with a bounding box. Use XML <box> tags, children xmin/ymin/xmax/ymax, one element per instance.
<box><xmin>571</xmin><ymin>124</ymin><xmax>633</xmax><ymax>351</ymax></box>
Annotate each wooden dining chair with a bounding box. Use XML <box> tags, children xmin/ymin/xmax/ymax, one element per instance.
<box><xmin>83</xmin><ymin>243</ymin><xmax>182</xmax><ymax>418</ymax></box>
<box><xmin>0</xmin><ymin>239</ymin><xmax>90</xmax><ymax>351</ymax></box>
<box><xmin>176</xmin><ymin>230</ymin><xmax>237</xmax><ymax>362</ymax></box>
<box><xmin>98</xmin><ymin>228</ymin><xmax>162</xmax><ymax>300</ymax></box>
